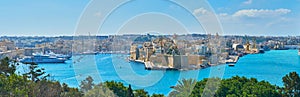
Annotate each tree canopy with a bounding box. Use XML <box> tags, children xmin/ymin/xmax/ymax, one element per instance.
<box><xmin>282</xmin><ymin>72</ymin><xmax>300</xmax><ymax>97</ymax></box>
<box><xmin>172</xmin><ymin>76</ymin><xmax>281</xmax><ymax>97</ymax></box>
<box><xmin>0</xmin><ymin>57</ymin><xmax>82</xmax><ymax>97</ymax></box>
<box><xmin>1</xmin><ymin>57</ymin><xmax>300</xmax><ymax>97</ymax></box>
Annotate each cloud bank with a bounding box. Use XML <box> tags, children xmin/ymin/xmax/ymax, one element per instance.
<box><xmin>233</xmin><ymin>8</ymin><xmax>291</xmax><ymax>18</ymax></box>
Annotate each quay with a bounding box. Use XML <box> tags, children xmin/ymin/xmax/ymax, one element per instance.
<box><xmin>144</xmin><ymin>62</ymin><xmax>175</xmax><ymax>70</ymax></box>
<box><xmin>129</xmin><ymin>59</ymin><xmax>144</xmax><ymax>64</ymax></box>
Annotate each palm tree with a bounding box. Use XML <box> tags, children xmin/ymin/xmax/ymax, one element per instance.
<box><xmin>169</xmin><ymin>79</ymin><xmax>197</xmax><ymax>97</ymax></box>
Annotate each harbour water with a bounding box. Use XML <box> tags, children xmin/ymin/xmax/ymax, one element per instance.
<box><xmin>17</xmin><ymin>50</ymin><xmax>300</xmax><ymax>95</ymax></box>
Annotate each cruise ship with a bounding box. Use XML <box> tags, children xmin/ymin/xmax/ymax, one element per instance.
<box><xmin>20</xmin><ymin>53</ymin><xmax>66</xmax><ymax>64</ymax></box>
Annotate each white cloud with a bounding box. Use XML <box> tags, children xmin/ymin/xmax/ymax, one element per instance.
<box><xmin>233</xmin><ymin>8</ymin><xmax>291</xmax><ymax>18</ymax></box>
<box><xmin>94</xmin><ymin>12</ymin><xmax>102</xmax><ymax>17</ymax></box>
<box><xmin>193</xmin><ymin>8</ymin><xmax>209</xmax><ymax>15</ymax></box>
<box><xmin>243</xmin><ymin>0</ymin><xmax>253</xmax><ymax>5</ymax></box>
<box><xmin>191</xmin><ymin>6</ymin><xmax>297</xmax><ymax>35</ymax></box>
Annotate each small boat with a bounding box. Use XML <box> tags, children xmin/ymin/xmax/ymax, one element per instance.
<box><xmin>81</xmin><ymin>51</ymin><xmax>97</xmax><ymax>55</ymax></box>
<box><xmin>225</xmin><ymin>59</ymin><xmax>237</xmax><ymax>64</ymax></box>
<box><xmin>259</xmin><ymin>48</ymin><xmax>265</xmax><ymax>53</ymax></box>
<box><xmin>228</xmin><ymin>64</ymin><xmax>235</xmax><ymax>67</ymax></box>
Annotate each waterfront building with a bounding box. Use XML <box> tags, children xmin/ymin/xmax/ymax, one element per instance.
<box><xmin>130</xmin><ymin>45</ymin><xmax>139</xmax><ymax>60</ymax></box>
<box><xmin>196</xmin><ymin>44</ymin><xmax>208</xmax><ymax>55</ymax></box>
<box><xmin>130</xmin><ymin>36</ymin><xmax>211</xmax><ymax>70</ymax></box>
<box><xmin>245</xmin><ymin>41</ymin><xmax>251</xmax><ymax>52</ymax></box>
<box><xmin>143</xmin><ymin>42</ymin><xmax>154</xmax><ymax>61</ymax></box>
<box><xmin>0</xmin><ymin>39</ymin><xmax>16</xmax><ymax>52</ymax></box>
<box><xmin>148</xmin><ymin>54</ymin><xmax>205</xmax><ymax>69</ymax></box>
<box><xmin>232</xmin><ymin>43</ymin><xmax>244</xmax><ymax>51</ymax></box>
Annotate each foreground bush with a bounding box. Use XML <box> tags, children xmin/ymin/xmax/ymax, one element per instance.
<box><xmin>171</xmin><ymin>72</ymin><xmax>300</xmax><ymax>97</ymax></box>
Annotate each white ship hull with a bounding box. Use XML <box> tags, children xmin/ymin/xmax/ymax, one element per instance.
<box><xmin>20</xmin><ymin>55</ymin><xmax>66</xmax><ymax>64</ymax></box>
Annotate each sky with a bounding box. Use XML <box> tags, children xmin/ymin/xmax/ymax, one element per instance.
<box><xmin>0</xmin><ymin>0</ymin><xmax>299</xmax><ymax>36</ymax></box>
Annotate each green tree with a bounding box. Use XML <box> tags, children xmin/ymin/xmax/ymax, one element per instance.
<box><xmin>188</xmin><ymin>77</ymin><xmax>280</xmax><ymax>97</ymax></box>
<box><xmin>201</xmin><ymin>78</ymin><xmax>221</xmax><ymax>97</ymax></box>
<box><xmin>30</xmin><ymin>80</ymin><xmax>62</xmax><ymax>97</ymax></box>
<box><xmin>80</xmin><ymin>76</ymin><xmax>95</xmax><ymax>93</ymax></box>
<box><xmin>189</xmin><ymin>78</ymin><xmax>221</xmax><ymax>97</ymax></box>
<box><xmin>0</xmin><ymin>74</ymin><xmax>29</xmax><ymax>96</ymax></box>
<box><xmin>134</xmin><ymin>89</ymin><xmax>149</xmax><ymax>97</ymax></box>
<box><xmin>25</xmin><ymin>62</ymin><xmax>49</xmax><ymax>82</ymax></box>
<box><xmin>84</xmin><ymin>83</ymin><xmax>116</xmax><ymax>97</ymax></box>
<box><xmin>151</xmin><ymin>94</ymin><xmax>165</xmax><ymax>97</ymax></box>
<box><xmin>169</xmin><ymin>79</ymin><xmax>197</xmax><ymax>97</ymax></box>
<box><xmin>282</xmin><ymin>72</ymin><xmax>300</xmax><ymax>97</ymax></box>
<box><xmin>61</xmin><ymin>83</ymin><xmax>83</xmax><ymax>97</ymax></box>
<box><xmin>127</xmin><ymin>84</ymin><xmax>134</xmax><ymax>97</ymax></box>
<box><xmin>102</xmin><ymin>80</ymin><xmax>163</xmax><ymax>97</ymax></box>
<box><xmin>0</xmin><ymin>57</ymin><xmax>83</xmax><ymax>97</ymax></box>
<box><xmin>0</xmin><ymin>57</ymin><xmax>17</xmax><ymax>76</ymax></box>
<box><xmin>104</xmin><ymin>81</ymin><xmax>127</xmax><ymax>97</ymax></box>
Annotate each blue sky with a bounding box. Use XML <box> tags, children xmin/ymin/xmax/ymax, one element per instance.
<box><xmin>0</xmin><ymin>0</ymin><xmax>299</xmax><ymax>36</ymax></box>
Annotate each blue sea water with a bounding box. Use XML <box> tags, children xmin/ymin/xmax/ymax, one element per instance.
<box><xmin>17</xmin><ymin>50</ymin><xmax>300</xmax><ymax>95</ymax></box>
